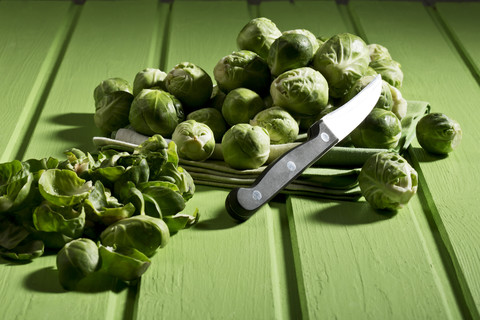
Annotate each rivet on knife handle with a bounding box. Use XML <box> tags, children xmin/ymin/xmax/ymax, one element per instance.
<box><xmin>226</xmin><ymin>121</ymin><xmax>339</xmax><ymax>221</ymax></box>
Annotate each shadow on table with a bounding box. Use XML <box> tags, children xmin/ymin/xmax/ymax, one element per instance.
<box><xmin>410</xmin><ymin>147</ymin><xmax>448</xmax><ymax>163</ymax></box>
<box><xmin>311</xmin><ymin>202</ymin><xmax>397</xmax><ymax>225</ymax></box>
<box><xmin>193</xmin><ymin>207</ymin><xmax>239</xmax><ymax>231</ymax></box>
<box><xmin>23</xmin><ymin>266</ymin><xmax>129</xmax><ymax>293</ymax></box>
<box><xmin>49</xmin><ymin>113</ymin><xmax>100</xmax><ymax>151</ymax></box>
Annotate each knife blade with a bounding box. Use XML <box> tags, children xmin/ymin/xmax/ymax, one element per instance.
<box><xmin>225</xmin><ymin>74</ymin><xmax>383</xmax><ymax>221</ymax></box>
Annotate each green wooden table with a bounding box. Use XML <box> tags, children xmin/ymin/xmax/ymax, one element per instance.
<box><xmin>1</xmin><ymin>0</ymin><xmax>479</xmax><ymax>319</ymax></box>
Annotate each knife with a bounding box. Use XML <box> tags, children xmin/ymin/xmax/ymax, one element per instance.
<box><xmin>225</xmin><ymin>74</ymin><xmax>382</xmax><ymax>221</ymax></box>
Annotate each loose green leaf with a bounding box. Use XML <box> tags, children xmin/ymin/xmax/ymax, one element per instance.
<box><xmin>33</xmin><ymin>202</ymin><xmax>86</xmax><ymax>238</ymax></box>
<box><xmin>98</xmin><ymin>245</ymin><xmax>151</xmax><ymax>281</ymax></box>
<box><xmin>38</xmin><ymin>169</ymin><xmax>93</xmax><ymax>207</ymax></box>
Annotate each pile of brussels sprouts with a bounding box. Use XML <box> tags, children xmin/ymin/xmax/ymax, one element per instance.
<box><xmin>93</xmin><ymin>17</ymin><xmax>462</xmax><ymax>211</ymax></box>
<box><xmin>0</xmin><ymin>135</ymin><xmax>198</xmax><ymax>290</ymax></box>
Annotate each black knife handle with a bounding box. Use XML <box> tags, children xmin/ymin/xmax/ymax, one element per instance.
<box><xmin>226</xmin><ymin>121</ymin><xmax>338</xmax><ymax>221</ymax></box>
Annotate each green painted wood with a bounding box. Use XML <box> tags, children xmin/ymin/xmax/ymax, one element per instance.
<box><xmin>164</xmin><ymin>0</ymin><xmax>251</xmax><ymax>77</ymax></box>
<box><xmin>137</xmin><ymin>186</ymin><xmax>289</xmax><ymax>319</ymax></box>
<box><xmin>259</xmin><ymin>1</ymin><xmax>465</xmax><ymax>319</ymax></box>
<box><xmin>21</xmin><ymin>0</ymin><xmax>168</xmax><ymax>161</ymax></box>
<box><xmin>0</xmin><ymin>1</ymin><xmax>74</xmax><ymax>163</ymax></box>
<box><xmin>0</xmin><ymin>2</ymin><xmax>167</xmax><ymax>320</ymax></box>
<box><xmin>349</xmin><ymin>1</ymin><xmax>480</xmax><ymax>317</ymax></box>
<box><xmin>435</xmin><ymin>2</ymin><xmax>480</xmax><ymax>83</ymax></box>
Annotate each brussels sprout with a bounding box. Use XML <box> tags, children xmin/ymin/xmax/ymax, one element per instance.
<box><xmin>94</xmin><ymin>91</ymin><xmax>133</xmax><ymax>135</ymax></box>
<box><xmin>369</xmin><ymin>58</ymin><xmax>403</xmax><ymax>88</ymax></box>
<box><xmin>133</xmin><ymin>68</ymin><xmax>167</xmax><ymax>96</ymax></box>
<box><xmin>56</xmin><ymin>238</ymin><xmax>100</xmax><ymax>290</ymax></box>
<box><xmin>38</xmin><ymin>169</ymin><xmax>93</xmax><ymax>207</ymax></box>
<box><xmin>213</xmin><ymin>50</ymin><xmax>271</xmax><ymax>95</ymax></box>
<box><xmin>186</xmin><ymin>108</ymin><xmax>227</xmax><ymax>142</ymax></box>
<box><xmin>267</xmin><ymin>33</ymin><xmax>314</xmax><ymax>76</ymax></box>
<box><xmin>0</xmin><ymin>160</ymin><xmax>33</xmax><ymax>213</ymax></box>
<box><xmin>359</xmin><ymin>152</ymin><xmax>418</xmax><ymax>210</ymax></box>
<box><xmin>129</xmin><ymin>89</ymin><xmax>184</xmax><ymax>137</ymax></box>
<box><xmin>343</xmin><ymin>75</ymin><xmax>393</xmax><ymax>111</ymax></box>
<box><xmin>236</xmin><ymin>17</ymin><xmax>282</xmax><ymax>60</ymax></box>
<box><xmin>282</xmin><ymin>29</ymin><xmax>320</xmax><ymax>54</ymax></box>
<box><xmin>93</xmin><ymin>78</ymin><xmax>132</xmax><ymax>106</ymax></box>
<box><xmin>368</xmin><ymin>44</ymin><xmax>392</xmax><ymax>62</ymax></box>
<box><xmin>350</xmin><ymin>108</ymin><xmax>402</xmax><ymax>149</ymax></box>
<box><xmin>172</xmin><ymin>120</ymin><xmax>216</xmax><ymax>161</ymax></box>
<box><xmin>389</xmin><ymin>85</ymin><xmax>407</xmax><ymax>120</ymax></box>
<box><xmin>416</xmin><ymin>113</ymin><xmax>462</xmax><ymax>155</ymax></box>
<box><xmin>100</xmin><ymin>215</ymin><xmax>170</xmax><ymax>257</ymax></box>
<box><xmin>250</xmin><ymin>107</ymin><xmax>299</xmax><ymax>144</ymax></box>
<box><xmin>270</xmin><ymin>67</ymin><xmax>329</xmax><ymax>118</ymax></box>
<box><xmin>222</xmin><ymin>88</ymin><xmax>265</xmax><ymax>126</ymax></box>
<box><xmin>221</xmin><ymin>124</ymin><xmax>270</xmax><ymax>169</ymax></box>
<box><xmin>312</xmin><ymin>33</ymin><xmax>370</xmax><ymax>98</ymax></box>
<box><xmin>165</xmin><ymin>62</ymin><xmax>213</xmax><ymax>111</ymax></box>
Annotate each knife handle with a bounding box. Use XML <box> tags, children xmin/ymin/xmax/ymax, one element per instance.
<box><xmin>226</xmin><ymin>121</ymin><xmax>339</xmax><ymax>221</ymax></box>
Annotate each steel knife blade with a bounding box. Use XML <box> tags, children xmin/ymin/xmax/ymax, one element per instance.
<box><xmin>225</xmin><ymin>74</ymin><xmax>383</xmax><ymax>221</ymax></box>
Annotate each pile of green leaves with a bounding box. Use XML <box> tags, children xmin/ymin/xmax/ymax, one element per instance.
<box><xmin>0</xmin><ymin>135</ymin><xmax>198</xmax><ymax>290</ymax></box>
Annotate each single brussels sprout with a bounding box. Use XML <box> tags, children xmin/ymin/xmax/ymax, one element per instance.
<box><xmin>267</xmin><ymin>33</ymin><xmax>314</xmax><ymax>76</ymax></box>
<box><xmin>165</xmin><ymin>62</ymin><xmax>213</xmax><ymax>111</ymax></box>
<box><xmin>56</xmin><ymin>238</ymin><xmax>100</xmax><ymax>290</ymax></box>
<box><xmin>94</xmin><ymin>91</ymin><xmax>133</xmax><ymax>135</ymax></box>
<box><xmin>368</xmin><ymin>44</ymin><xmax>392</xmax><ymax>62</ymax></box>
<box><xmin>221</xmin><ymin>123</ymin><xmax>270</xmax><ymax>169</ymax></box>
<box><xmin>416</xmin><ymin>113</ymin><xmax>462</xmax><ymax>155</ymax></box>
<box><xmin>369</xmin><ymin>58</ymin><xmax>403</xmax><ymax>88</ymax></box>
<box><xmin>270</xmin><ymin>67</ymin><xmax>329</xmax><ymax>118</ymax></box>
<box><xmin>236</xmin><ymin>17</ymin><xmax>282</xmax><ymax>60</ymax></box>
<box><xmin>38</xmin><ymin>169</ymin><xmax>93</xmax><ymax>207</ymax></box>
<box><xmin>94</xmin><ymin>78</ymin><xmax>132</xmax><ymax>106</ymax></box>
<box><xmin>359</xmin><ymin>152</ymin><xmax>418</xmax><ymax>210</ymax></box>
<box><xmin>250</xmin><ymin>107</ymin><xmax>299</xmax><ymax>144</ymax></box>
<box><xmin>172</xmin><ymin>120</ymin><xmax>216</xmax><ymax>161</ymax></box>
<box><xmin>222</xmin><ymin>88</ymin><xmax>265</xmax><ymax>126</ymax></box>
<box><xmin>187</xmin><ymin>108</ymin><xmax>227</xmax><ymax>142</ymax></box>
<box><xmin>133</xmin><ymin>68</ymin><xmax>167</xmax><ymax>96</ymax></box>
<box><xmin>129</xmin><ymin>89</ymin><xmax>184</xmax><ymax>137</ymax></box>
<box><xmin>98</xmin><ymin>245</ymin><xmax>151</xmax><ymax>282</ymax></box>
<box><xmin>312</xmin><ymin>33</ymin><xmax>370</xmax><ymax>98</ymax></box>
<box><xmin>350</xmin><ymin>108</ymin><xmax>402</xmax><ymax>149</ymax></box>
<box><xmin>100</xmin><ymin>215</ymin><xmax>170</xmax><ymax>257</ymax></box>
<box><xmin>389</xmin><ymin>85</ymin><xmax>407</xmax><ymax>120</ymax></box>
<box><xmin>283</xmin><ymin>29</ymin><xmax>320</xmax><ymax>54</ymax></box>
<box><xmin>343</xmin><ymin>75</ymin><xmax>393</xmax><ymax>111</ymax></box>
<box><xmin>213</xmin><ymin>50</ymin><xmax>271</xmax><ymax>95</ymax></box>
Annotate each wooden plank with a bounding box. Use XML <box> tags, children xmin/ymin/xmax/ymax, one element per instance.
<box><xmin>1</xmin><ymin>2</ymin><xmax>166</xmax><ymax>320</ymax></box>
<box><xmin>136</xmin><ymin>2</ymin><xmax>294</xmax><ymax>318</ymax></box>
<box><xmin>261</xmin><ymin>1</ymin><xmax>464</xmax><ymax>318</ymax></box>
<box><xmin>349</xmin><ymin>1</ymin><xmax>480</xmax><ymax>317</ymax></box>
<box><xmin>435</xmin><ymin>2</ymin><xmax>480</xmax><ymax>83</ymax></box>
<box><xmin>0</xmin><ymin>1</ymin><xmax>73</xmax><ymax>162</ymax></box>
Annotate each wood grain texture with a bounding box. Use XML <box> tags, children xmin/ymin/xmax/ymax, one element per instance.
<box><xmin>350</xmin><ymin>1</ymin><xmax>480</xmax><ymax>316</ymax></box>
<box><xmin>0</xmin><ymin>1</ymin><xmax>73</xmax><ymax>162</ymax></box>
<box><xmin>136</xmin><ymin>186</ymin><xmax>281</xmax><ymax>319</ymax></box>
